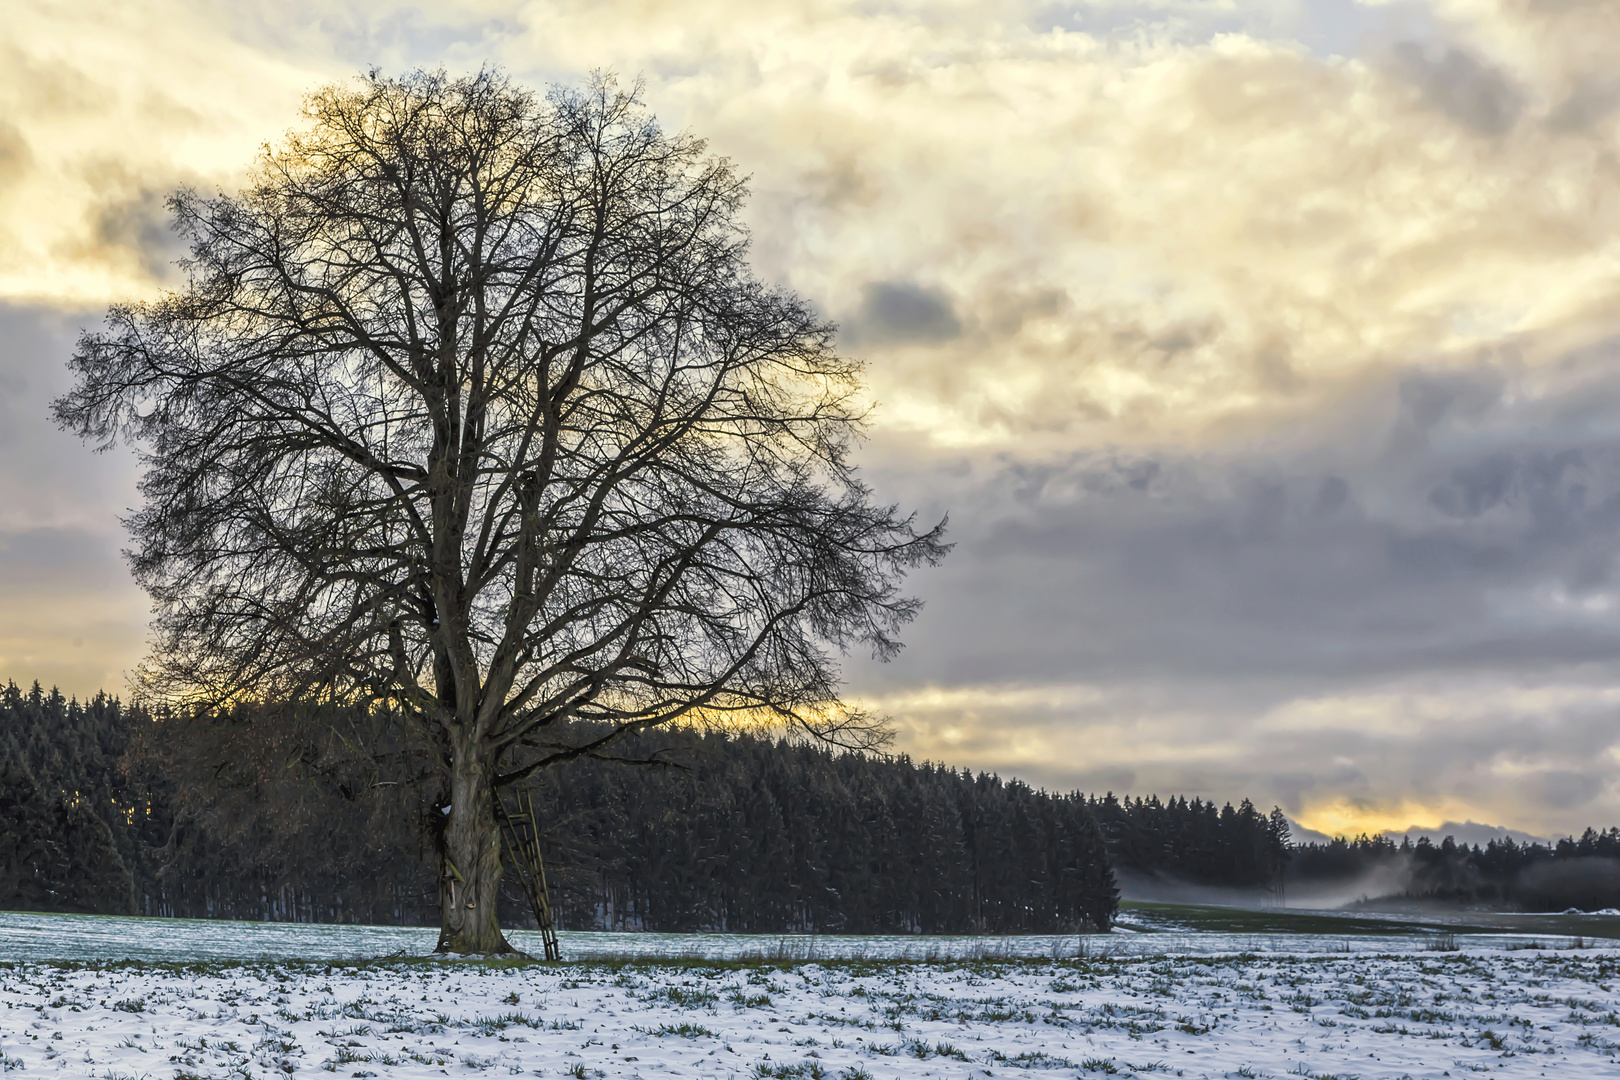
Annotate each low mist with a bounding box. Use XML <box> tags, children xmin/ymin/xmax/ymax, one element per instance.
<box><xmin>1116</xmin><ymin>839</ymin><xmax>1620</xmax><ymax>914</ymax></box>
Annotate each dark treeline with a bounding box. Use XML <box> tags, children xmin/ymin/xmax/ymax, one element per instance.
<box><xmin>1290</xmin><ymin>832</ymin><xmax>1620</xmax><ymax>911</ymax></box>
<box><xmin>0</xmin><ymin>681</ymin><xmax>1117</xmax><ymax>932</ymax></box>
<box><xmin>0</xmin><ymin>681</ymin><xmax>437</xmax><ymax>924</ymax></box>
<box><xmin>0</xmin><ymin>683</ymin><xmax>154</xmax><ymax>915</ymax></box>
<box><xmin>26</xmin><ymin>672</ymin><xmax>1616</xmax><ymax>921</ymax></box>
<box><xmin>531</xmin><ymin>731</ymin><xmax>1117</xmax><ymax>933</ymax></box>
<box><xmin>1087</xmin><ymin>793</ymin><xmax>1293</xmax><ymax>895</ymax></box>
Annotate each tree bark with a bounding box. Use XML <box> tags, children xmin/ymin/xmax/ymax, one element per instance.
<box><xmin>435</xmin><ymin>734</ymin><xmax>514</xmax><ymax>954</ymax></box>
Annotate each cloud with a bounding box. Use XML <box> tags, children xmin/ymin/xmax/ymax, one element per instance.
<box><xmin>1546</xmin><ymin>77</ymin><xmax>1620</xmax><ymax>131</ymax></box>
<box><xmin>0</xmin><ymin>121</ymin><xmax>31</xmax><ymax>190</ymax></box>
<box><xmin>0</xmin><ymin>1</ymin><xmax>321</xmax><ymax>304</ymax></box>
<box><xmin>0</xmin><ymin>302</ymin><xmax>141</xmax><ymax>527</ymax></box>
<box><xmin>0</xmin><ymin>302</ymin><xmax>147</xmax><ymax>691</ymax></box>
<box><xmin>1390</xmin><ymin>41</ymin><xmax>1524</xmax><ymax>135</ymax></box>
<box><xmin>866</xmin><ymin>667</ymin><xmax>1620</xmax><ymax>838</ymax></box>
<box><xmin>841</xmin><ymin>340</ymin><xmax>1620</xmax><ymax>835</ymax></box>
<box><xmin>3</xmin><ymin>0</ymin><xmax>1620</xmax><ymax>836</ymax></box>
<box><xmin>842</xmin><ymin>281</ymin><xmax>963</xmax><ymax>347</ymax></box>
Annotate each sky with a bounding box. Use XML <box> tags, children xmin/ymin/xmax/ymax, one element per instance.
<box><xmin>3</xmin><ymin>0</ymin><xmax>1620</xmax><ymax>840</ymax></box>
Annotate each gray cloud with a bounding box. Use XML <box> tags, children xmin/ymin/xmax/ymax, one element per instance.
<box><xmin>1391</xmin><ymin>42</ymin><xmax>1524</xmax><ymax>136</ymax></box>
<box><xmin>872</xmin><ymin>362</ymin><xmax>1620</xmax><ymax>687</ymax></box>
<box><xmin>0</xmin><ymin>121</ymin><xmax>30</xmax><ymax>189</ymax></box>
<box><xmin>0</xmin><ymin>301</ymin><xmax>145</xmax><ymax>691</ymax></box>
<box><xmin>842</xmin><ymin>281</ymin><xmax>962</xmax><ymax>348</ymax></box>
<box><xmin>0</xmin><ymin>303</ymin><xmax>143</xmax><ymax>524</ymax></box>
<box><xmin>841</xmin><ymin>340</ymin><xmax>1620</xmax><ymax>832</ymax></box>
<box><xmin>88</xmin><ymin>184</ymin><xmax>189</xmax><ymax>285</ymax></box>
<box><xmin>0</xmin><ymin>526</ymin><xmax>123</xmax><ymax>581</ymax></box>
<box><xmin>1533</xmin><ymin>769</ymin><xmax>1607</xmax><ymax>811</ymax></box>
<box><xmin>1547</xmin><ymin>78</ymin><xmax>1620</xmax><ymax>132</ymax></box>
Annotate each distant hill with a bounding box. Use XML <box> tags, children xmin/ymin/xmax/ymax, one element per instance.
<box><xmin>1286</xmin><ymin>818</ymin><xmax>1548</xmax><ymax>850</ymax></box>
<box><xmin>1389</xmin><ymin>821</ymin><xmax>1549</xmax><ymax>848</ymax></box>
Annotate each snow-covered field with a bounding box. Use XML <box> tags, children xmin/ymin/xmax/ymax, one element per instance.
<box><xmin>4</xmin><ymin>950</ymin><xmax>1620</xmax><ymax>1079</ymax></box>
<box><xmin>3</xmin><ymin>909</ymin><xmax>1607</xmax><ymax>965</ymax></box>
<box><xmin>0</xmin><ymin>912</ymin><xmax>1099</xmax><ymax>964</ymax></box>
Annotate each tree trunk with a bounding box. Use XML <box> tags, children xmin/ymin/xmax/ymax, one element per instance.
<box><xmin>435</xmin><ymin>734</ymin><xmax>515</xmax><ymax>954</ymax></box>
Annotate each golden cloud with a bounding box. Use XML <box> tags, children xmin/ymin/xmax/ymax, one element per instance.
<box><xmin>0</xmin><ymin>1</ymin><xmax>324</xmax><ymax>304</ymax></box>
<box><xmin>7</xmin><ymin>0</ymin><xmax>1616</xmax><ymax>447</ymax></box>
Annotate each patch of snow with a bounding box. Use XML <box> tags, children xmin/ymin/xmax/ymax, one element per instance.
<box><xmin>3</xmin><ymin>950</ymin><xmax>1619</xmax><ymax>1078</ymax></box>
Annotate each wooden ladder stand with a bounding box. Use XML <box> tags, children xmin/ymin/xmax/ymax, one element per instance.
<box><xmin>495</xmin><ymin>787</ymin><xmax>561</xmax><ymax>961</ymax></box>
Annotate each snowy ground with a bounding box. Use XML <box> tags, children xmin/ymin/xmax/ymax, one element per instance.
<box><xmin>4</xmin><ymin>950</ymin><xmax>1620</xmax><ymax>1079</ymax></box>
<box><xmin>4</xmin><ymin>909</ymin><xmax>1610</xmax><ymax>964</ymax></box>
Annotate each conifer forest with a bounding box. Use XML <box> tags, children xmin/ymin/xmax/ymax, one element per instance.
<box><xmin>10</xmin><ymin>678</ymin><xmax>1620</xmax><ymax>929</ymax></box>
<box><xmin>0</xmin><ymin>681</ymin><xmax>1116</xmax><ymax>932</ymax></box>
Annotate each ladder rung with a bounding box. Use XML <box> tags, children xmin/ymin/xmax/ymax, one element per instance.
<box><xmin>496</xmin><ymin>787</ymin><xmax>561</xmax><ymax>960</ymax></box>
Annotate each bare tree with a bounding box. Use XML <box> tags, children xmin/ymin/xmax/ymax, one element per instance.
<box><xmin>54</xmin><ymin>68</ymin><xmax>947</xmax><ymax>954</ymax></box>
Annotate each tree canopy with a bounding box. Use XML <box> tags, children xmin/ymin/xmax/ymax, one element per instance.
<box><xmin>55</xmin><ymin>68</ymin><xmax>946</xmax><ymax>952</ymax></box>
